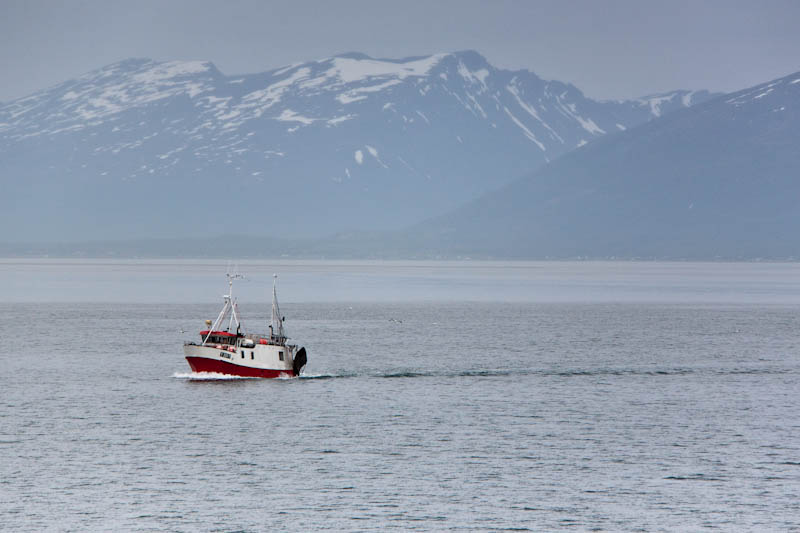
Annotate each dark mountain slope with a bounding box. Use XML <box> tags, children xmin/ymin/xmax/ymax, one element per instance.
<box><xmin>408</xmin><ymin>71</ymin><xmax>800</xmax><ymax>259</ymax></box>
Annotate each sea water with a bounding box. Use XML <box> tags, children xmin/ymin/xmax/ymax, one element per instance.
<box><xmin>1</xmin><ymin>260</ymin><xmax>799</xmax><ymax>531</ymax></box>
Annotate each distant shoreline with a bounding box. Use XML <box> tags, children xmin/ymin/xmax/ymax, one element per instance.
<box><xmin>0</xmin><ymin>252</ymin><xmax>797</xmax><ymax>262</ymax></box>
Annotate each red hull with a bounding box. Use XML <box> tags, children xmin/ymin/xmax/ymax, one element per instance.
<box><xmin>186</xmin><ymin>356</ymin><xmax>296</xmax><ymax>378</ymax></box>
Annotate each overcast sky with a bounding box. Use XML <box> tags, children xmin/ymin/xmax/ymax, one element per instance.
<box><xmin>1</xmin><ymin>0</ymin><xmax>799</xmax><ymax>102</ymax></box>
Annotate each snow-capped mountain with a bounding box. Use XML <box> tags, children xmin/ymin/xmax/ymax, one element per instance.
<box><xmin>0</xmin><ymin>51</ymin><xmax>716</xmax><ymax>241</ymax></box>
<box><xmin>405</xmin><ymin>70</ymin><xmax>800</xmax><ymax>259</ymax></box>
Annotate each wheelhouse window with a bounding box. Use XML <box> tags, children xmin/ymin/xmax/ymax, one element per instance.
<box><xmin>278</xmin><ymin>351</ymin><xmax>284</xmax><ymax>361</ymax></box>
<box><xmin>251</xmin><ymin>352</ymin><xmax>254</xmax><ymax>359</ymax></box>
<box><xmin>205</xmin><ymin>333</ymin><xmax>235</xmax><ymax>345</ymax></box>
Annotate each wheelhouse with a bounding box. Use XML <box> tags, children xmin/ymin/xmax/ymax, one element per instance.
<box><xmin>200</xmin><ymin>330</ymin><xmax>238</xmax><ymax>345</ymax></box>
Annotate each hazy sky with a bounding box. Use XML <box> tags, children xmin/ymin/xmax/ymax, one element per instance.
<box><xmin>1</xmin><ymin>0</ymin><xmax>799</xmax><ymax>102</ymax></box>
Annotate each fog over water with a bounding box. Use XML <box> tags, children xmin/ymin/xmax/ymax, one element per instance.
<box><xmin>2</xmin><ymin>259</ymin><xmax>799</xmax><ymax>304</ymax></box>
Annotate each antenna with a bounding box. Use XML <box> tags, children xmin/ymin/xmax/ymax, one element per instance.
<box><xmin>225</xmin><ymin>271</ymin><xmax>244</xmax><ymax>297</ymax></box>
<box><xmin>270</xmin><ymin>273</ymin><xmax>285</xmax><ymax>342</ymax></box>
<box><xmin>225</xmin><ymin>267</ymin><xmax>244</xmax><ymax>333</ymax></box>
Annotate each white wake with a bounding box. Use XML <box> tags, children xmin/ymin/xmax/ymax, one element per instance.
<box><xmin>172</xmin><ymin>371</ymin><xmax>255</xmax><ymax>380</ymax></box>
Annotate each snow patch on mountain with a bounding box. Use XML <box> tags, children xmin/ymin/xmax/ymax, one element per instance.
<box><xmin>327</xmin><ymin>114</ymin><xmax>355</xmax><ymax>125</ymax></box>
<box><xmin>337</xmin><ymin>79</ymin><xmax>402</xmax><ymax>104</ymax></box>
<box><xmin>243</xmin><ymin>67</ymin><xmax>310</xmax><ymax>107</ymax></box>
<box><xmin>337</xmin><ymin>93</ymin><xmax>366</xmax><ymax>104</ymax></box>
<box><xmin>458</xmin><ymin>61</ymin><xmax>489</xmax><ymax>91</ymax></box>
<box><xmin>640</xmin><ymin>90</ymin><xmax>701</xmax><ymax>118</ymax></box>
<box><xmin>132</xmin><ymin>60</ymin><xmax>212</xmax><ymax>83</ymax></box>
<box><xmin>642</xmin><ymin>94</ymin><xmax>675</xmax><ymax>117</ymax></box>
<box><xmin>326</xmin><ymin>54</ymin><xmax>446</xmax><ymax>84</ymax></box>
<box><xmin>725</xmin><ymin>77</ymin><xmax>795</xmax><ymax>106</ymax></box>
<box><xmin>554</xmin><ymin>96</ymin><xmax>605</xmax><ymax>135</ymax></box>
<box><xmin>504</xmin><ymin>106</ymin><xmax>546</xmax><ymax>151</ymax></box>
<box><xmin>275</xmin><ymin>109</ymin><xmax>316</xmax><ymax>124</ymax></box>
<box><xmin>365</xmin><ymin>145</ymin><xmax>388</xmax><ymax>168</ymax></box>
<box><xmin>506</xmin><ymin>81</ymin><xmax>564</xmax><ymax>143</ymax></box>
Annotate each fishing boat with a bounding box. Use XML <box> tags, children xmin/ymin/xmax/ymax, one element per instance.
<box><xmin>183</xmin><ymin>273</ymin><xmax>307</xmax><ymax>378</ymax></box>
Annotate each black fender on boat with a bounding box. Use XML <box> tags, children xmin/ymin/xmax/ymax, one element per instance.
<box><xmin>293</xmin><ymin>347</ymin><xmax>307</xmax><ymax>376</ymax></box>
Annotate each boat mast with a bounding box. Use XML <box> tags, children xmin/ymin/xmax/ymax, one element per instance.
<box><xmin>226</xmin><ymin>271</ymin><xmax>243</xmax><ymax>333</ymax></box>
<box><xmin>271</xmin><ymin>274</ymin><xmax>285</xmax><ymax>342</ymax></box>
<box><xmin>201</xmin><ymin>272</ymin><xmax>243</xmax><ymax>345</ymax></box>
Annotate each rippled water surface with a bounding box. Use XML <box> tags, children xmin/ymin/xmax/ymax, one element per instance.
<box><xmin>1</xmin><ymin>260</ymin><xmax>799</xmax><ymax>531</ymax></box>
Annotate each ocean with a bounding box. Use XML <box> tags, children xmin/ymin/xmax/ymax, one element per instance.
<box><xmin>1</xmin><ymin>260</ymin><xmax>799</xmax><ymax>531</ymax></box>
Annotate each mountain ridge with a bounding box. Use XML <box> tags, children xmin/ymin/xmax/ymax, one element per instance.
<box><xmin>0</xmin><ymin>50</ymin><xmax>717</xmax><ymax>242</ymax></box>
<box><xmin>5</xmin><ymin>64</ymin><xmax>799</xmax><ymax>263</ymax></box>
